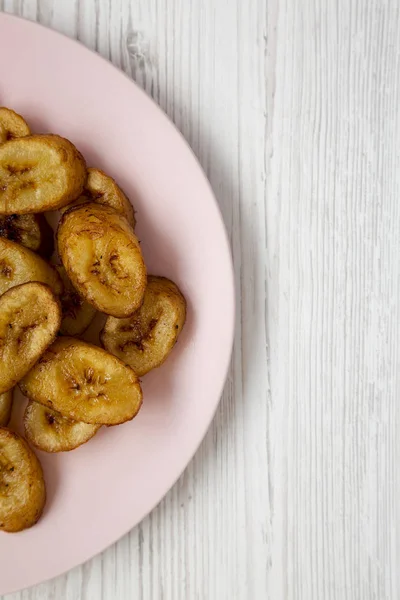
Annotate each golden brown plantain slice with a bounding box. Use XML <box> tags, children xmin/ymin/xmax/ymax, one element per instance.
<box><xmin>0</xmin><ymin>213</ymin><xmax>54</xmax><ymax>257</ymax></box>
<box><xmin>24</xmin><ymin>401</ymin><xmax>101</xmax><ymax>453</ymax></box>
<box><xmin>0</xmin><ymin>237</ymin><xmax>62</xmax><ymax>296</ymax></box>
<box><xmin>0</xmin><ymin>282</ymin><xmax>61</xmax><ymax>394</ymax></box>
<box><xmin>55</xmin><ymin>265</ymin><xmax>97</xmax><ymax>336</ymax></box>
<box><xmin>63</xmin><ymin>168</ymin><xmax>136</xmax><ymax>228</ymax></box>
<box><xmin>0</xmin><ymin>108</ymin><xmax>30</xmax><ymax>143</ymax></box>
<box><xmin>20</xmin><ymin>337</ymin><xmax>143</xmax><ymax>425</ymax></box>
<box><xmin>0</xmin><ymin>389</ymin><xmax>13</xmax><ymax>427</ymax></box>
<box><xmin>0</xmin><ymin>134</ymin><xmax>86</xmax><ymax>214</ymax></box>
<box><xmin>58</xmin><ymin>203</ymin><xmax>146</xmax><ymax>318</ymax></box>
<box><xmin>101</xmin><ymin>276</ymin><xmax>186</xmax><ymax>376</ymax></box>
<box><xmin>0</xmin><ymin>427</ymin><xmax>46</xmax><ymax>532</ymax></box>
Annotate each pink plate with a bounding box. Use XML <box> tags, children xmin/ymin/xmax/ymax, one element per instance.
<box><xmin>0</xmin><ymin>13</ymin><xmax>234</xmax><ymax>595</ymax></box>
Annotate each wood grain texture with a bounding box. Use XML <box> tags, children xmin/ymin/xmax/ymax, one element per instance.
<box><xmin>1</xmin><ymin>0</ymin><xmax>400</xmax><ymax>598</ymax></box>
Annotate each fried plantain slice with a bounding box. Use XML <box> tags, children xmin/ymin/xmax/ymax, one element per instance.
<box><xmin>0</xmin><ymin>134</ymin><xmax>86</xmax><ymax>214</ymax></box>
<box><xmin>63</xmin><ymin>168</ymin><xmax>136</xmax><ymax>228</ymax></box>
<box><xmin>20</xmin><ymin>337</ymin><xmax>143</xmax><ymax>425</ymax></box>
<box><xmin>24</xmin><ymin>401</ymin><xmax>101</xmax><ymax>453</ymax></box>
<box><xmin>55</xmin><ymin>265</ymin><xmax>97</xmax><ymax>336</ymax></box>
<box><xmin>101</xmin><ymin>276</ymin><xmax>186</xmax><ymax>376</ymax></box>
<box><xmin>58</xmin><ymin>203</ymin><xmax>146</xmax><ymax>317</ymax></box>
<box><xmin>0</xmin><ymin>282</ymin><xmax>61</xmax><ymax>393</ymax></box>
<box><xmin>0</xmin><ymin>108</ymin><xmax>30</xmax><ymax>143</ymax></box>
<box><xmin>0</xmin><ymin>213</ymin><xmax>54</xmax><ymax>257</ymax></box>
<box><xmin>0</xmin><ymin>237</ymin><xmax>62</xmax><ymax>296</ymax></box>
<box><xmin>0</xmin><ymin>389</ymin><xmax>13</xmax><ymax>427</ymax></box>
<box><xmin>0</xmin><ymin>428</ymin><xmax>46</xmax><ymax>532</ymax></box>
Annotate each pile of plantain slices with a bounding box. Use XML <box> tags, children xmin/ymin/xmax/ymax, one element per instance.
<box><xmin>0</xmin><ymin>107</ymin><xmax>186</xmax><ymax>532</ymax></box>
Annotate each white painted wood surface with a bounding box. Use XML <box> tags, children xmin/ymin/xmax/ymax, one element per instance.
<box><xmin>1</xmin><ymin>0</ymin><xmax>400</xmax><ymax>598</ymax></box>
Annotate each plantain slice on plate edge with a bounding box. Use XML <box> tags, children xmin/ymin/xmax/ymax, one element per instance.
<box><xmin>20</xmin><ymin>336</ymin><xmax>143</xmax><ymax>426</ymax></box>
<box><xmin>0</xmin><ymin>282</ymin><xmax>61</xmax><ymax>394</ymax></box>
<box><xmin>0</xmin><ymin>213</ymin><xmax>54</xmax><ymax>257</ymax></box>
<box><xmin>62</xmin><ymin>167</ymin><xmax>136</xmax><ymax>228</ymax></box>
<box><xmin>0</xmin><ymin>134</ymin><xmax>86</xmax><ymax>214</ymax></box>
<box><xmin>58</xmin><ymin>203</ymin><xmax>146</xmax><ymax>318</ymax></box>
<box><xmin>101</xmin><ymin>276</ymin><xmax>186</xmax><ymax>376</ymax></box>
<box><xmin>0</xmin><ymin>237</ymin><xmax>62</xmax><ymax>296</ymax></box>
<box><xmin>24</xmin><ymin>401</ymin><xmax>101</xmax><ymax>453</ymax></box>
<box><xmin>0</xmin><ymin>107</ymin><xmax>30</xmax><ymax>143</ymax></box>
<box><xmin>0</xmin><ymin>388</ymin><xmax>13</xmax><ymax>427</ymax></box>
<box><xmin>0</xmin><ymin>427</ymin><xmax>46</xmax><ymax>532</ymax></box>
<box><xmin>55</xmin><ymin>265</ymin><xmax>97</xmax><ymax>336</ymax></box>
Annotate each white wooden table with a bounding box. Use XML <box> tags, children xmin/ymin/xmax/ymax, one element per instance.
<box><xmin>2</xmin><ymin>1</ymin><xmax>400</xmax><ymax>598</ymax></box>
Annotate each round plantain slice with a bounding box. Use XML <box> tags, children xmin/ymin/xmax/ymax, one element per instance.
<box><xmin>101</xmin><ymin>276</ymin><xmax>186</xmax><ymax>376</ymax></box>
<box><xmin>58</xmin><ymin>203</ymin><xmax>146</xmax><ymax>318</ymax></box>
<box><xmin>0</xmin><ymin>427</ymin><xmax>46</xmax><ymax>532</ymax></box>
<box><xmin>62</xmin><ymin>168</ymin><xmax>136</xmax><ymax>228</ymax></box>
<box><xmin>24</xmin><ymin>401</ymin><xmax>101</xmax><ymax>453</ymax></box>
<box><xmin>0</xmin><ymin>389</ymin><xmax>13</xmax><ymax>427</ymax></box>
<box><xmin>55</xmin><ymin>266</ymin><xmax>97</xmax><ymax>336</ymax></box>
<box><xmin>0</xmin><ymin>134</ymin><xmax>86</xmax><ymax>214</ymax></box>
<box><xmin>20</xmin><ymin>337</ymin><xmax>143</xmax><ymax>425</ymax></box>
<box><xmin>0</xmin><ymin>108</ymin><xmax>30</xmax><ymax>143</ymax></box>
<box><xmin>0</xmin><ymin>213</ymin><xmax>54</xmax><ymax>257</ymax></box>
<box><xmin>0</xmin><ymin>282</ymin><xmax>61</xmax><ymax>394</ymax></box>
<box><xmin>0</xmin><ymin>237</ymin><xmax>62</xmax><ymax>296</ymax></box>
